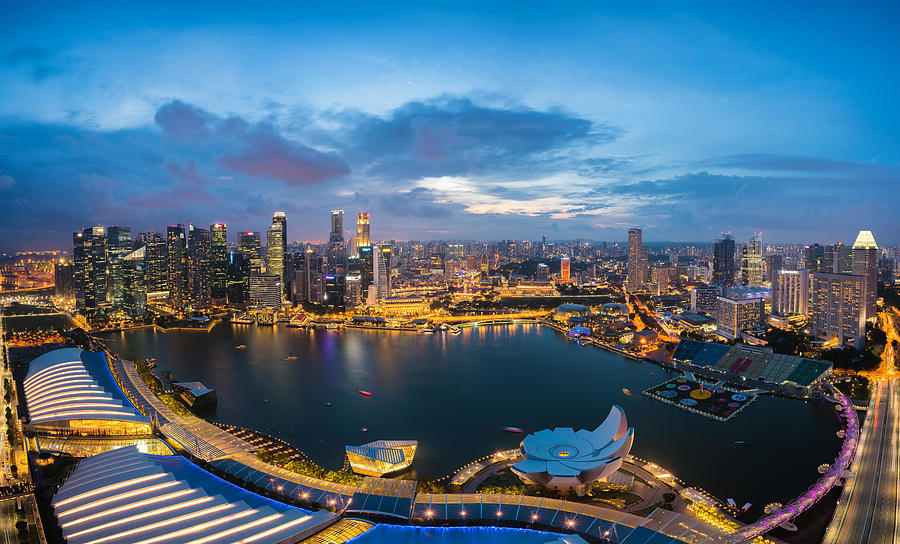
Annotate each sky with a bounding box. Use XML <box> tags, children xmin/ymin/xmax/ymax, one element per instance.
<box><xmin>1</xmin><ymin>1</ymin><xmax>899</xmax><ymax>250</ymax></box>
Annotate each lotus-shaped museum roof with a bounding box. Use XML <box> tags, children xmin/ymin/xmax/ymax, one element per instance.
<box><xmin>510</xmin><ymin>405</ymin><xmax>634</xmax><ymax>488</ymax></box>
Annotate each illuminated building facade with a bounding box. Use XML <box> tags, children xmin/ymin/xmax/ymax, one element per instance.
<box><xmin>122</xmin><ymin>246</ymin><xmax>147</xmax><ymax>318</ymax></box>
<box><xmin>226</xmin><ymin>251</ymin><xmax>249</xmax><ymax>307</ymax></box>
<box><xmin>73</xmin><ymin>226</ymin><xmax>107</xmax><ymax>315</ymax></box>
<box><xmin>357</xmin><ymin>212</ymin><xmax>370</xmax><ymax>248</ymax></box>
<box><xmin>713</xmin><ymin>234</ymin><xmax>735</xmax><ymax>287</ymax></box>
<box><xmin>23</xmin><ymin>348</ymin><xmax>151</xmax><ymax>437</ymax></box>
<box><xmin>238</xmin><ymin>231</ymin><xmax>262</xmax><ymax>275</ymax></box>
<box><xmin>690</xmin><ymin>285</ymin><xmax>720</xmax><ymax>314</ymax></box>
<box><xmin>715</xmin><ymin>295</ymin><xmax>764</xmax><ymax>340</ymax></box>
<box><xmin>54</xmin><ymin>260</ymin><xmax>75</xmax><ymax>299</ymax></box>
<box><xmin>560</xmin><ymin>256</ymin><xmax>571</xmax><ymax>283</ymax></box>
<box><xmin>267</xmin><ymin>212</ymin><xmax>287</xmax><ymax>297</ymax></box>
<box><xmin>210</xmin><ymin>223</ymin><xmax>228</xmax><ymax>301</ymax></box>
<box><xmin>772</xmin><ymin>269</ymin><xmax>809</xmax><ymax>316</ymax></box>
<box><xmin>851</xmin><ymin>230</ymin><xmax>878</xmax><ymax>321</ymax></box>
<box><xmin>374</xmin><ymin>244</ymin><xmax>392</xmax><ymax>298</ymax></box>
<box><xmin>345</xmin><ymin>440</ymin><xmax>418</xmax><ymax>477</ymax></box>
<box><xmin>359</xmin><ymin>245</ymin><xmax>374</xmax><ymax>294</ymax></box>
<box><xmin>323</xmin><ymin>274</ymin><xmax>345</xmax><ymax>310</ymax></box>
<box><xmin>249</xmin><ymin>274</ymin><xmax>281</xmax><ymax>308</ymax></box>
<box><xmin>626</xmin><ymin>228</ymin><xmax>647</xmax><ymax>292</ymax></box>
<box><xmin>143</xmin><ymin>232</ymin><xmax>168</xmax><ymax>293</ymax></box>
<box><xmin>188</xmin><ymin>224</ymin><xmax>211</xmax><ymax>309</ymax></box>
<box><xmin>740</xmin><ymin>232</ymin><xmax>763</xmax><ymax>286</ymax></box>
<box><xmin>810</xmin><ymin>272</ymin><xmax>865</xmax><ymax>349</ymax></box>
<box><xmin>166</xmin><ymin>224</ymin><xmax>188</xmax><ymax>310</ymax></box>
<box><xmin>106</xmin><ymin>225</ymin><xmax>131</xmax><ymax>310</ymax></box>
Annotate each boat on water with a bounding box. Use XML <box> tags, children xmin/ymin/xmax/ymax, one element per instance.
<box><xmin>358</xmin><ymin>390</ymin><xmax>373</xmax><ymax>397</ymax></box>
<box><xmin>235</xmin><ymin>345</ymin><xmax>247</xmax><ymax>349</ymax></box>
<box><xmin>741</xmin><ymin>503</ymin><xmax>752</xmax><ymax>512</ymax></box>
<box><xmin>148</xmin><ymin>358</ymin><xmax>159</xmax><ymax>363</ymax></box>
<box><xmin>502</xmin><ymin>426</ymin><xmax>523</xmax><ymax>434</ymax></box>
<box><xmin>450</xmin><ymin>327</ymin><xmax>461</xmax><ymax>335</ymax></box>
<box><xmin>733</xmin><ymin>440</ymin><xmax>749</xmax><ymax>446</ymax></box>
<box><xmin>325</xmin><ymin>323</ymin><xmax>339</xmax><ymax>330</ymax></box>
<box><xmin>360</xmin><ymin>427</ymin><xmax>368</xmax><ymax>432</ymax></box>
<box><xmin>622</xmin><ymin>388</ymin><xmax>632</xmax><ymax>396</ymax></box>
<box><xmin>284</xmin><ymin>356</ymin><xmax>298</xmax><ymax>361</ymax></box>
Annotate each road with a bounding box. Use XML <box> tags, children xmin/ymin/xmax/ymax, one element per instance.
<box><xmin>0</xmin><ymin>500</ymin><xmax>17</xmax><ymax>544</ymax></box>
<box><xmin>824</xmin><ymin>377</ymin><xmax>900</xmax><ymax>544</ymax></box>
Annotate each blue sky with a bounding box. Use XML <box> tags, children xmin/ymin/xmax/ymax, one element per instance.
<box><xmin>1</xmin><ymin>1</ymin><xmax>898</xmax><ymax>250</ymax></box>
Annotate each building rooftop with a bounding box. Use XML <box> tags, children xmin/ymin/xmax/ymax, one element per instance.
<box><xmin>852</xmin><ymin>230</ymin><xmax>878</xmax><ymax>249</ymax></box>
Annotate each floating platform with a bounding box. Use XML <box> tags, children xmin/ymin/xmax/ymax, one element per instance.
<box><xmin>643</xmin><ymin>377</ymin><xmax>757</xmax><ymax>421</ymax></box>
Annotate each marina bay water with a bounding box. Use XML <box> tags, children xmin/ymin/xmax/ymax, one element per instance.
<box><xmin>102</xmin><ymin>323</ymin><xmax>840</xmax><ymax>508</ymax></box>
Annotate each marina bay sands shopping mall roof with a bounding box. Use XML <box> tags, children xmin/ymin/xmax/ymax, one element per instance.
<box><xmin>23</xmin><ymin>348</ymin><xmax>151</xmax><ymax>435</ymax></box>
<box><xmin>52</xmin><ymin>446</ymin><xmax>335</xmax><ymax>544</ymax></box>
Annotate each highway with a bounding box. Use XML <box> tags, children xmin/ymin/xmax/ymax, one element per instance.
<box><xmin>824</xmin><ymin>377</ymin><xmax>900</xmax><ymax>544</ymax></box>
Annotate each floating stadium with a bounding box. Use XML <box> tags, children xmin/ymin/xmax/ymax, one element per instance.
<box><xmin>671</xmin><ymin>339</ymin><xmax>832</xmax><ymax>390</ymax></box>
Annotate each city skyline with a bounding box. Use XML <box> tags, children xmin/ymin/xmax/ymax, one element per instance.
<box><xmin>2</xmin><ymin>3</ymin><xmax>900</xmax><ymax>250</ymax></box>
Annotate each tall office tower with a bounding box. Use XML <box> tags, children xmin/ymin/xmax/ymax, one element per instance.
<box><xmin>879</xmin><ymin>257</ymin><xmax>895</xmax><ymax>284</ymax></box>
<box><xmin>106</xmin><ymin>226</ymin><xmax>132</xmax><ymax>309</ymax></box>
<box><xmin>626</xmin><ymin>228</ymin><xmax>647</xmax><ymax>292</ymax></box>
<box><xmin>209</xmin><ymin>223</ymin><xmax>228</xmax><ymax>302</ymax></box>
<box><xmin>715</xmin><ymin>295</ymin><xmax>765</xmax><ymax>340</ymax></box>
<box><xmin>54</xmin><ymin>260</ymin><xmax>75</xmax><ymax>299</ymax></box>
<box><xmin>852</xmin><ymin>230</ymin><xmax>878</xmax><ymax>321</ymax></box>
<box><xmin>358</xmin><ymin>245</ymin><xmax>374</xmax><ymax>294</ymax></box>
<box><xmin>166</xmin><ymin>225</ymin><xmax>188</xmax><ymax>310</ymax></box>
<box><xmin>713</xmin><ymin>234</ymin><xmax>736</xmax><ymax>287</ymax></box>
<box><xmin>238</xmin><ymin>232</ymin><xmax>262</xmax><ymax>275</ymax></box>
<box><xmin>804</xmin><ymin>243</ymin><xmax>824</xmax><ymax>272</ymax></box>
<box><xmin>305</xmin><ymin>252</ymin><xmax>324</xmax><ymax>304</ymax></box>
<box><xmin>291</xmin><ymin>253</ymin><xmax>309</xmax><ymax>304</ymax></box>
<box><xmin>121</xmin><ymin>246</ymin><xmax>147</xmax><ymax>318</ymax></box>
<box><xmin>836</xmin><ymin>244</ymin><xmax>853</xmax><ymax>274</ymax></box>
<box><xmin>356</xmin><ymin>212</ymin><xmax>370</xmax><ymax>249</ymax></box>
<box><xmin>187</xmin><ymin>224</ymin><xmax>211</xmax><ymax>309</ymax></box>
<box><xmin>810</xmin><ymin>273</ymin><xmax>865</xmax><ymax>349</ymax></box>
<box><xmin>323</xmin><ymin>274</ymin><xmax>345</xmax><ymax>310</ymax></box>
<box><xmin>345</xmin><ymin>273</ymin><xmax>362</xmax><ymax>308</ymax></box>
<box><xmin>330</xmin><ymin>210</ymin><xmax>345</xmax><ymax>243</ymax></box>
<box><xmin>771</xmin><ymin>269</ymin><xmax>809</xmax><ymax>316</ymax></box>
<box><xmin>73</xmin><ymin>227</ymin><xmax>107</xmax><ymax>315</ymax></box>
<box><xmin>143</xmin><ymin>233</ymin><xmax>168</xmax><ymax>293</ymax></box>
<box><xmin>740</xmin><ymin>233</ymin><xmax>763</xmax><ymax>286</ymax></box>
<box><xmin>560</xmin><ymin>256</ymin><xmax>571</xmax><ymax>283</ymax></box>
<box><xmin>226</xmin><ymin>251</ymin><xmax>250</xmax><ymax>308</ymax></box>
<box><xmin>266</xmin><ymin>213</ymin><xmax>286</xmax><ymax>298</ymax></box>
<box><xmin>690</xmin><ymin>284</ymin><xmax>720</xmax><ymax>314</ymax></box>
<box><xmin>249</xmin><ymin>275</ymin><xmax>282</xmax><ymax>308</ymax></box>
<box><xmin>765</xmin><ymin>255</ymin><xmax>783</xmax><ymax>286</ymax></box>
<box><xmin>374</xmin><ymin>244</ymin><xmax>392</xmax><ymax>298</ymax></box>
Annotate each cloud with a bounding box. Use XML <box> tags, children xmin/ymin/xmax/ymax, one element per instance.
<box><xmin>0</xmin><ymin>174</ymin><xmax>14</xmax><ymax>189</ymax></box>
<box><xmin>0</xmin><ymin>46</ymin><xmax>68</xmax><ymax>81</ymax></box>
<box><xmin>377</xmin><ymin>187</ymin><xmax>454</xmax><ymax>218</ymax></box>
<box><xmin>155</xmin><ymin>100</ymin><xmax>350</xmax><ymax>185</ymax></box>
<box><xmin>335</xmin><ymin>96</ymin><xmax>618</xmax><ymax>181</ymax></box>
<box><xmin>217</xmin><ymin>124</ymin><xmax>349</xmax><ymax>185</ymax></box>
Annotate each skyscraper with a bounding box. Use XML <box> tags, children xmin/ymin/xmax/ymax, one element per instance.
<box><xmin>106</xmin><ymin>226</ymin><xmax>132</xmax><ymax>310</ymax></box>
<box><xmin>804</xmin><ymin>243</ymin><xmax>824</xmax><ymax>272</ymax></box>
<box><xmin>226</xmin><ymin>251</ymin><xmax>250</xmax><ymax>308</ymax></box>
<box><xmin>356</xmin><ymin>212</ymin><xmax>370</xmax><ymax>249</ymax></box>
<box><xmin>560</xmin><ymin>256</ymin><xmax>571</xmax><ymax>283</ymax></box>
<box><xmin>713</xmin><ymin>234</ymin><xmax>736</xmax><ymax>287</ymax></box>
<box><xmin>626</xmin><ymin>228</ymin><xmax>647</xmax><ymax>292</ymax></box>
<box><xmin>267</xmin><ymin>212</ymin><xmax>286</xmax><ymax>299</ymax></box>
<box><xmin>73</xmin><ymin>226</ymin><xmax>107</xmax><ymax>315</ymax></box>
<box><xmin>238</xmin><ymin>232</ymin><xmax>262</xmax><ymax>275</ymax></box>
<box><xmin>810</xmin><ymin>272</ymin><xmax>865</xmax><ymax>349</ymax></box>
<box><xmin>330</xmin><ymin>210</ymin><xmax>345</xmax><ymax>243</ymax></box>
<box><xmin>210</xmin><ymin>223</ymin><xmax>228</xmax><ymax>302</ymax></box>
<box><xmin>374</xmin><ymin>244</ymin><xmax>392</xmax><ymax>298</ymax></box>
<box><xmin>765</xmin><ymin>254</ymin><xmax>783</xmax><ymax>286</ymax></box>
<box><xmin>852</xmin><ymin>230</ymin><xmax>878</xmax><ymax>321</ymax></box>
<box><xmin>740</xmin><ymin>233</ymin><xmax>763</xmax><ymax>286</ymax></box>
<box><xmin>188</xmin><ymin>224</ymin><xmax>211</xmax><ymax>309</ymax></box>
<box><xmin>143</xmin><ymin>233</ymin><xmax>168</xmax><ymax>293</ymax></box>
<box><xmin>359</xmin><ymin>245</ymin><xmax>374</xmax><ymax>294</ymax></box>
<box><xmin>121</xmin><ymin>246</ymin><xmax>147</xmax><ymax>318</ymax></box>
<box><xmin>166</xmin><ymin>225</ymin><xmax>188</xmax><ymax>310</ymax></box>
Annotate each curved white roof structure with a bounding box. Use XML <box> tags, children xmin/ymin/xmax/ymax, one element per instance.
<box><xmin>23</xmin><ymin>348</ymin><xmax>150</xmax><ymax>431</ymax></box>
<box><xmin>52</xmin><ymin>446</ymin><xmax>335</xmax><ymax>544</ymax></box>
<box><xmin>510</xmin><ymin>405</ymin><xmax>634</xmax><ymax>489</ymax></box>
